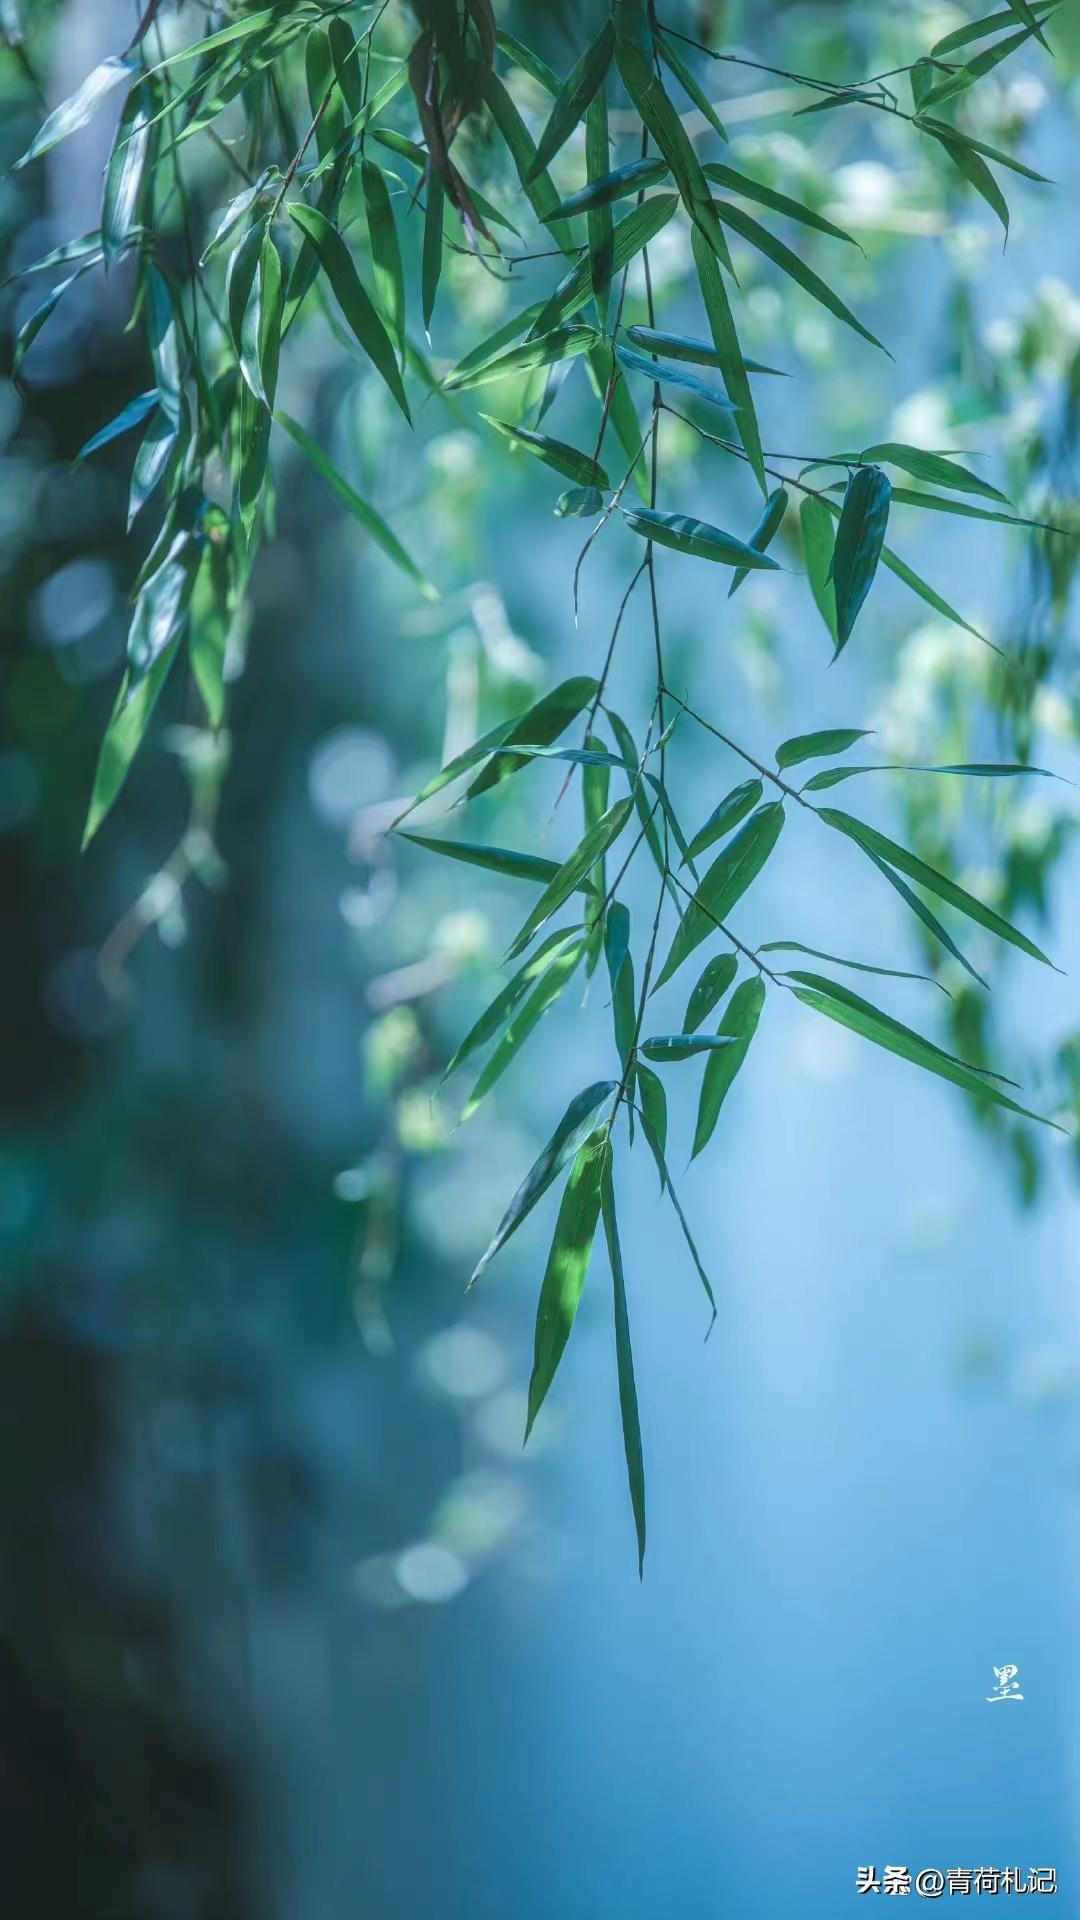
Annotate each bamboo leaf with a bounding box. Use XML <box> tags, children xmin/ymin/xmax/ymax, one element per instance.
<box><xmin>818</xmin><ymin>806</ymin><xmax>1056</xmax><ymax>966</ymax></box>
<box><xmin>469</xmin><ymin>1081</ymin><xmax>617</xmax><ymax>1287</ymax></box>
<box><xmin>655</xmin><ymin>803</ymin><xmax>785</xmax><ymax>989</ymax></box>
<box><xmin>15</xmin><ymin>56</ymin><xmax>135</xmax><ymax>169</ymax></box>
<box><xmin>623</xmin><ymin>326</ymin><xmax>785</xmax><ymax>377</ymax></box>
<box><xmin>657</xmin><ymin>30</ymin><xmax>728</xmax><ymax>141</ymax></box>
<box><xmin>552</xmin><ymin>158</ymin><xmax>669</xmax><ymax>218</ymax></box>
<box><xmin>636</xmin><ymin>1063</ymin><xmax>668</xmax><ymax>1190</ymax></box>
<box><xmin>102</xmin><ymin>79</ymin><xmax>155</xmax><ymax>264</ymax></box>
<box><xmin>704</xmin><ymin>162</ymin><xmax>859</xmax><ymax>245</ymax></box>
<box><xmin>761</xmin><ymin>941</ymin><xmax>947</xmax><ymax>989</ymax></box>
<box><xmin>710</xmin><ymin>200</ymin><xmax>887</xmax><ymax>353</ymax></box>
<box><xmin>444</xmin><ymin>928</ymin><xmax>584</xmax><ymax>1081</ymax></box>
<box><xmin>76</xmin><ymin>389</ymin><xmax>158</xmax><ymax>464</ymax></box>
<box><xmin>507</xmin><ymin>799</ymin><xmax>634</xmax><ymax>959</ymax></box>
<box><xmin>361</xmin><ymin>155</ymin><xmax>405</xmax><ymax>352</ymax></box>
<box><xmin>623</xmin><ymin>507</ymin><xmax>782</xmax><ymax>571</ymax></box>
<box><xmin>832</xmin><ymin>465</ymin><xmax>892</xmax><ymax>654</ymax></box>
<box><xmin>802</xmin><ymin>760</ymin><xmax>1056</xmax><ymax>790</ymax></box>
<box><xmin>463</xmin><ymin>938</ymin><xmax>587</xmax><ymax>1118</ymax></box>
<box><xmin>800</xmin><ymin>495</ymin><xmax>839</xmax><ymax>645</ymax></box>
<box><xmin>480</xmin><ymin>415</ymin><xmax>610</xmax><ymax>489</ymax></box>
<box><xmin>465</xmin><ymin>675</ymin><xmax>599</xmax><ymax>801</ymax></box>
<box><xmin>616</xmin><ymin>343</ymin><xmax>740</xmax><ymax>417</ymax></box>
<box><xmin>692</xmin><ymin>976</ymin><xmax>765</xmax><ymax>1157</ymax></box>
<box><xmin>684</xmin><ymin>952</ymin><xmax>738</xmax><ymax>1032</ymax></box>
<box><xmin>482</xmin><ymin>70</ymin><xmax>577</xmax><ymax>255</ymax></box>
<box><xmin>601</xmin><ymin>1164</ymin><xmax>646</xmax><ymax>1576</ymax></box>
<box><xmin>422</xmin><ymin>171</ymin><xmax>445</xmax><ymax>338</ymax></box>
<box><xmin>446</xmin><ymin>323</ymin><xmax>600</xmax><ymax>391</ymax></box>
<box><xmin>585</xmin><ymin>87</ymin><xmax>614</xmax><ymax>325</ymax></box>
<box><xmin>791</xmin><ymin>973</ymin><xmax>1060</xmax><ymax>1127</ymax></box>
<box><xmin>857</xmin><ymin>442</ymin><xmax>1011</xmax><ymax>505</ymax></box>
<box><xmin>729</xmin><ymin>487</ymin><xmax>788</xmax><ymax>596</ymax></box>
<box><xmin>691</xmin><ymin>224</ymin><xmax>767</xmax><ymax>495</ymax></box>
<box><xmin>529</xmin><ymin>194</ymin><xmax>679</xmax><ymax>338</ymax></box>
<box><xmin>932</xmin><ymin>2</ymin><xmax>1058</xmax><ymax>56</ymax></box>
<box><xmin>401</xmin><ymin>833</ymin><xmax>563</xmax><ymax>886</ymax></box>
<box><xmin>860</xmin><ymin>847</ymin><xmax>987</xmax><ymax>988</ymax></box>
<box><xmin>82</xmin><ymin>632</ymin><xmax>181</xmax><ymax>847</ymax></box>
<box><xmin>527</xmin><ymin>20</ymin><xmax>614</xmax><ymax>181</ymax></box>
<box><xmin>288</xmin><ymin>203</ymin><xmax>410</xmax><ymax>422</ymax></box>
<box><xmin>776</xmin><ymin>727</ymin><xmax>871</xmax><ymax>770</ymax></box>
<box><xmin>525</xmin><ymin>1130</ymin><xmax>609</xmax><ymax>1439</ymax></box>
<box><xmin>642</xmin><ymin>1033</ymin><xmax>739</xmax><ymax>1063</ymax></box>
<box><xmin>686</xmin><ymin>778</ymin><xmax>763</xmax><ymax>863</ymax></box>
<box><xmin>277</xmin><ymin>412</ymin><xmax>437</xmax><ymax>599</ymax></box>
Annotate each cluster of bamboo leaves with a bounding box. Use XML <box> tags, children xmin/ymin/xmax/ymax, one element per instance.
<box><xmin>10</xmin><ymin>0</ymin><xmax>1069</xmax><ymax>1569</ymax></box>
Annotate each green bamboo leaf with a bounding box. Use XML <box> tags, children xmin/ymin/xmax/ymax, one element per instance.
<box><xmin>126</xmin><ymin>533</ymin><xmax>198</xmax><ymax>688</ymax></box>
<box><xmin>1002</xmin><ymin>0</ymin><xmax>1052</xmax><ymax>51</ymax></box>
<box><xmin>832</xmin><ymin>466</ymin><xmax>892</xmax><ymax>654</ymax></box>
<box><xmin>604</xmin><ymin>707</ymin><xmax>676</xmax><ymax>903</ymax></box>
<box><xmin>685</xmin><ymin>778</ymin><xmax>763</xmax><ymax>864</ymax></box>
<box><xmin>623</xmin><ymin>326</ymin><xmax>785</xmax><ymax>377</ymax></box>
<box><xmin>277</xmin><ymin>412</ymin><xmax>437</xmax><ymax>599</ymax></box>
<box><xmin>527</xmin><ymin>20</ymin><xmax>614</xmax><ymax>181</ymax></box>
<box><xmin>861</xmin><ymin>847</ymin><xmax>986</xmax><ymax>988</ymax></box>
<box><xmin>361</xmin><ymin>155</ymin><xmax>405</xmax><ymax>352</ymax></box>
<box><xmin>480</xmin><ymin>415</ymin><xmax>610</xmax><ymax>490</ymax></box>
<box><xmin>913</xmin><ymin>115</ymin><xmax>1050</xmax><ymax>184</ymax></box>
<box><xmin>642</xmin><ymin>1033</ymin><xmax>739</xmax><ymax>1063</ymax></box>
<box><xmin>606</xmin><ymin>905</ymin><xmax>637</xmax><ymax>1076</ymax></box>
<box><xmin>288</xmin><ymin>203</ymin><xmax>410</xmax><ymax>422</ymax></box>
<box><xmin>76</xmin><ymin>389</ymin><xmax>158</xmax><ymax>464</ymax></box>
<box><xmin>102</xmin><ymin>79</ymin><xmax>155</xmax><ymax>264</ymax></box>
<box><xmin>932</xmin><ymin>1</ymin><xmax>1058</xmax><ymax>57</ymax></box>
<box><xmin>421</xmin><ymin>171</ymin><xmax>444</xmax><ymax>339</ymax></box>
<box><xmin>13</xmin><ymin>263</ymin><xmax>93</xmax><ymax>373</ymax></box>
<box><xmin>818</xmin><ymin>807</ymin><xmax>1056</xmax><ymax>966</ymax></box>
<box><xmin>240</xmin><ymin>233</ymin><xmax>283</xmax><ymax>410</ymax></box>
<box><xmin>444</xmin><ymin>928</ymin><xmax>584</xmax><ymax>1081</ymax></box>
<box><xmin>803</xmin><ymin>760</ymin><xmax>1056</xmax><ymax>790</ymax></box>
<box><xmin>463</xmin><ymin>939</ymin><xmax>587</xmax><ymax>1119</ymax></box>
<box><xmin>691</xmin><ymin>225</ymin><xmax>767</xmax><ymax>495</ymax></box>
<box><xmin>8</xmin><ymin>232</ymin><xmax>103</xmax><ymax>281</ymax></box>
<box><xmin>141</xmin><ymin>9</ymin><xmax>293</xmax><ymax>79</ymax></box>
<box><xmin>684</xmin><ymin>952</ymin><xmax>738</xmax><ymax>1032</ymax></box>
<box><xmin>368</xmin><ymin>127</ymin><xmax>521</xmax><ymax>237</ymax></box>
<box><xmin>128</xmin><ymin>405</ymin><xmax>177</xmax><ymax>528</ymax></box>
<box><xmin>601</xmin><ymin>1164</ymin><xmax>646</xmax><ymax>1576</ymax></box>
<box><xmin>466</xmin><ymin>1082</ymin><xmax>611</xmax><ymax>1290</ymax></box>
<box><xmin>82</xmin><ymin>632</ymin><xmax>181</xmax><ymax>848</ymax></box>
<box><xmin>584</xmin><ymin>87</ymin><xmax>614</xmax><ymax>325</ymax></box>
<box><xmin>586</xmin><ymin>342</ymin><xmax>649</xmax><ymax>501</ymax></box>
<box><xmin>776</xmin><ymin>727</ymin><xmax>871</xmax><ymax>770</ymax></box>
<box><xmin>226</xmin><ymin>219</ymin><xmax>266</xmax><ymax>380</ymax></box>
<box><xmin>703</xmin><ymin>162</ymin><xmax>858</xmax><ymax>245</ymax></box>
<box><xmin>525</xmin><ymin>1130</ymin><xmax>609</xmax><ymax>1440</ymax></box>
<box><xmin>791</xmin><ymin>974</ymin><xmax>1060</xmax><ymax>1127</ymax></box>
<box><xmin>529</xmin><ymin>194</ymin><xmax>679</xmax><ymax>338</ymax></box>
<box><xmin>642</xmin><ymin>772</ymin><xmax>697</xmax><ymax>878</ymax></box>
<box><xmin>799</xmin><ymin>495</ymin><xmax>839</xmax><ymax>645</ymax></box>
<box><xmin>15</xmin><ymin>56</ymin><xmax>134</xmax><ymax>169</ymax></box>
<box><xmin>656</xmin><ymin>29</ymin><xmax>728</xmax><ymax>140</ymax></box>
<box><xmin>464</xmin><ymin>675</ymin><xmax>599</xmax><ymax>802</ymax></box>
<box><xmin>507</xmin><ymin>799</ymin><xmax>634</xmax><ymax>959</ymax></box>
<box><xmin>551</xmin><ymin>158</ymin><xmax>670</xmax><ymax>218</ymax></box>
<box><xmin>635</xmin><ymin>1063</ymin><xmax>668</xmax><ymax>1190</ymax></box>
<box><xmin>584</xmin><ymin>729</ymin><xmax>612</xmax><ymax>975</ymax></box>
<box><xmin>446</xmin><ymin>323</ymin><xmax>600</xmax><ymax>391</ymax></box>
<box><xmin>555</xmin><ymin>485</ymin><xmax>606</xmax><ymax>518</ymax></box>
<box><xmin>711</xmin><ymin>200</ymin><xmax>887</xmax><ymax>353</ymax></box>
<box><xmin>623</xmin><ymin>507</ymin><xmax>782</xmax><ymax>572</ymax></box>
<box><xmin>401</xmin><ymin>833</ymin><xmax>562</xmax><ymax>886</ymax></box>
<box><xmin>692</xmin><ymin>976</ymin><xmax>765</xmax><ymax>1158</ymax></box>
<box><xmin>495</xmin><ymin>30</ymin><xmax>560</xmax><ymax>96</ymax></box>
<box><xmin>305</xmin><ymin>25</ymin><xmax>345</xmax><ymax>159</ymax></box>
<box><xmin>876</xmin><ymin>542</ymin><xmax>991</xmax><ymax>649</ymax></box>
<box><xmin>327</xmin><ymin>14</ymin><xmax>364</xmax><ymax>115</ymax></box>
<box><xmin>481</xmin><ymin>70</ymin><xmax>576</xmax><ymax>255</ymax></box>
<box><xmin>656</xmin><ymin>803</ymin><xmax>785</xmax><ymax>989</ymax></box>
<box><xmin>729</xmin><ymin>487</ymin><xmax>788</xmax><ymax>596</ymax></box>
<box><xmin>857</xmin><ymin>442</ymin><xmax>1011</xmax><ymax>505</ymax></box>
<box><xmin>616</xmin><ymin>344</ymin><xmax>739</xmax><ymax>417</ymax></box>
<box><xmin>760</xmin><ymin>941</ymin><xmax>947</xmax><ymax>989</ymax></box>
<box><xmin>886</xmin><ymin>486</ymin><xmax>1062</xmax><ymax>531</ymax></box>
